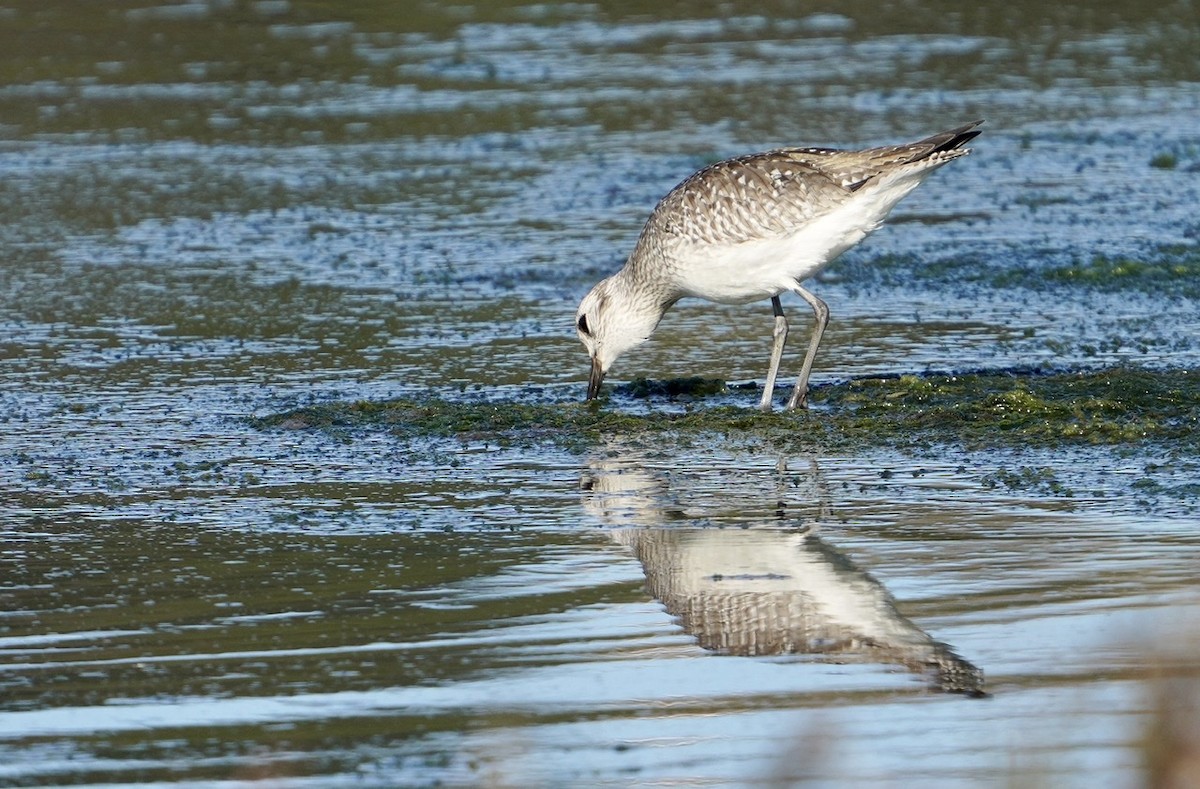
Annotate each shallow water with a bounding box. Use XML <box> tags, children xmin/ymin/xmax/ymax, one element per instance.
<box><xmin>3</xmin><ymin>1</ymin><xmax>1200</xmax><ymax>786</ymax></box>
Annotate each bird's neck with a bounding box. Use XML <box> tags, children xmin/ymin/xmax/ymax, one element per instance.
<box><xmin>611</xmin><ymin>266</ymin><xmax>680</xmax><ymax>317</ymax></box>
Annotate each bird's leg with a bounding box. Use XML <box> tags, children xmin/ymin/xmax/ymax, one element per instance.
<box><xmin>760</xmin><ymin>295</ymin><xmax>788</xmax><ymax>412</ymax></box>
<box><xmin>784</xmin><ymin>285</ymin><xmax>830</xmax><ymax>411</ymax></box>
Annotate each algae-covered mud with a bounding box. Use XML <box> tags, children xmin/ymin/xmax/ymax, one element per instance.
<box><xmin>3</xmin><ymin>1</ymin><xmax>1200</xmax><ymax>786</ymax></box>
<box><xmin>256</xmin><ymin>367</ymin><xmax>1200</xmax><ymax>451</ymax></box>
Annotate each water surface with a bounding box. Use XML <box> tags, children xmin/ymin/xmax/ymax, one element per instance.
<box><xmin>3</xmin><ymin>1</ymin><xmax>1200</xmax><ymax>786</ymax></box>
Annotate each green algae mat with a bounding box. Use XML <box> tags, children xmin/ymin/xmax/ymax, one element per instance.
<box><xmin>252</xmin><ymin>367</ymin><xmax>1200</xmax><ymax>452</ymax></box>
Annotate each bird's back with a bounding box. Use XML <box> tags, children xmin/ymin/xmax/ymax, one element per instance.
<box><xmin>626</xmin><ymin>121</ymin><xmax>982</xmax><ymax>287</ymax></box>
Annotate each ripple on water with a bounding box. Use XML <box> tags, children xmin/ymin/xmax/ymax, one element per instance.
<box><xmin>2</xmin><ymin>1</ymin><xmax>1200</xmax><ymax>786</ymax></box>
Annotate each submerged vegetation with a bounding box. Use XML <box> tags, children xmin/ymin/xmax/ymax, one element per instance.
<box><xmin>252</xmin><ymin>366</ymin><xmax>1200</xmax><ymax>452</ymax></box>
<box><xmin>849</xmin><ymin>242</ymin><xmax>1200</xmax><ymax>298</ymax></box>
<box><xmin>1037</xmin><ymin>247</ymin><xmax>1200</xmax><ymax>290</ymax></box>
<box><xmin>1149</xmin><ymin>152</ymin><xmax>1178</xmax><ymax>169</ymax></box>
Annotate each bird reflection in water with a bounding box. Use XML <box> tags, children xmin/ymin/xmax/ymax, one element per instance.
<box><xmin>581</xmin><ymin>452</ymin><xmax>985</xmax><ymax>696</ymax></box>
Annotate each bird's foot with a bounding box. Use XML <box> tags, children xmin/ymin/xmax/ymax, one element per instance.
<box><xmin>784</xmin><ymin>389</ymin><xmax>809</xmax><ymax>411</ymax></box>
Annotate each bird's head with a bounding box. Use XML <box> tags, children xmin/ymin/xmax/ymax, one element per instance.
<box><xmin>575</xmin><ymin>276</ymin><xmax>663</xmax><ymax>400</ymax></box>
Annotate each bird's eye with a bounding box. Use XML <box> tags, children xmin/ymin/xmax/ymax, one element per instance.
<box><xmin>577</xmin><ymin>315</ymin><xmax>590</xmax><ymax>335</ymax></box>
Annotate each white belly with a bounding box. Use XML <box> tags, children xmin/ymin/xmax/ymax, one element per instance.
<box><xmin>671</xmin><ymin>172</ymin><xmax>927</xmax><ymax>305</ymax></box>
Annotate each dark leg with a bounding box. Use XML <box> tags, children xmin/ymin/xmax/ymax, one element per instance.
<box><xmin>760</xmin><ymin>295</ymin><xmax>788</xmax><ymax>412</ymax></box>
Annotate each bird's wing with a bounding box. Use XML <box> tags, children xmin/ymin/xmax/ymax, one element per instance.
<box><xmin>780</xmin><ymin>120</ymin><xmax>983</xmax><ymax>190</ymax></box>
<box><xmin>646</xmin><ymin>152</ymin><xmax>857</xmax><ymax>247</ymax></box>
<box><xmin>629</xmin><ymin>121</ymin><xmax>982</xmax><ymax>262</ymax></box>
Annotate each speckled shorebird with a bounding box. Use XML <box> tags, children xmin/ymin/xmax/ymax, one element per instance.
<box><xmin>576</xmin><ymin>120</ymin><xmax>983</xmax><ymax>411</ymax></box>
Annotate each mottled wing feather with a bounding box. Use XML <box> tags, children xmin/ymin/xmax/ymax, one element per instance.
<box><xmin>779</xmin><ymin>132</ymin><xmax>977</xmax><ymax>192</ymax></box>
<box><xmin>626</xmin><ymin>120</ymin><xmax>982</xmax><ymax>275</ymax></box>
<box><xmin>772</xmin><ymin>147</ymin><xmax>886</xmax><ymax>191</ymax></box>
<box><xmin>645</xmin><ymin>152</ymin><xmax>855</xmax><ymax>247</ymax></box>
